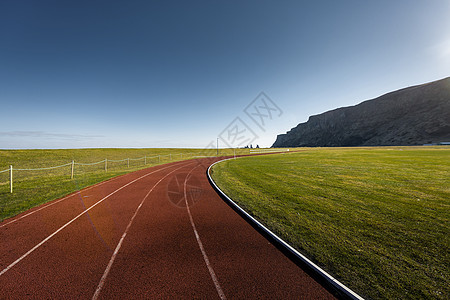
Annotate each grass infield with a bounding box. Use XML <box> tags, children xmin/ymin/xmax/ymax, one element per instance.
<box><xmin>0</xmin><ymin>147</ymin><xmax>255</xmax><ymax>222</ymax></box>
<box><xmin>211</xmin><ymin>147</ymin><xmax>449</xmax><ymax>300</ymax></box>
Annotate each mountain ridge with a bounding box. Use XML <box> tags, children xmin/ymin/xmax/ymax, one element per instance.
<box><xmin>272</xmin><ymin>77</ymin><xmax>450</xmax><ymax>147</ymax></box>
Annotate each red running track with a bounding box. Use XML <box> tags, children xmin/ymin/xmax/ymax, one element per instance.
<box><xmin>0</xmin><ymin>158</ymin><xmax>335</xmax><ymax>299</ymax></box>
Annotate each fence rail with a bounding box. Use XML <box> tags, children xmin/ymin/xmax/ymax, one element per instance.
<box><xmin>75</xmin><ymin>160</ymin><xmax>106</xmax><ymax>166</ymax></box>
<box><xmin>1</xmin><ymin>151</ymin><xmax>207</xmax><ymax>194</ymax></box>
<box><xmin>1</xmin><ymin>148</ymin><xmax>265</xmax><ymax>194</ymax></box>
<box><xmin>107</xmin><ymin>158</ymin><xmax>128</xmax><ymax>162</ymax></box>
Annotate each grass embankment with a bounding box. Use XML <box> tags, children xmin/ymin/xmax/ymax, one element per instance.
<box><xmin>0</xmin><ymin>147</ymin><xmax>253</xmax><ymax>222</ymax></box>
<box><xmin>211</xmin><ymin>147</ymin><xmax>449</xmax><ymax>299</ymax></box>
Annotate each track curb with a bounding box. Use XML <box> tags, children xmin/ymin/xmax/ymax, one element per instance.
<box><xmin>207</xmin><ymin>158</ymin><xmax>364</xmax><ymax>300</ymax></box>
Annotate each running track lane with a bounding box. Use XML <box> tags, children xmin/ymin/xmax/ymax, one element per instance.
<box><xmin>0</xmin><ymin>157</ymin><xmax>335</xmax><ymax>299</ymax></box>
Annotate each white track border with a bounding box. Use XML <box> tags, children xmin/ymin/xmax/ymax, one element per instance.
<box><xmin>207</xmin><ymin>158</ymin><xmax>364</xmax><ymax>300</ymax></box>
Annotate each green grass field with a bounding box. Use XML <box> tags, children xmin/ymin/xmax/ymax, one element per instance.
<box><xmin>211</xmin><ymin>147</ymin><xmax>449</xmax><ymax>299</ymax></box>
<box><xmin>0</xmin><ymin>147</ymin><xmax>255</xmax><ymax>222</ymax></box>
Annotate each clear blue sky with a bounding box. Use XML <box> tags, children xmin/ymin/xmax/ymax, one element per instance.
<box><xmin>1</xmin><ymin>0</ymin><xmax>449</xmax><ymax>149</ymax></box>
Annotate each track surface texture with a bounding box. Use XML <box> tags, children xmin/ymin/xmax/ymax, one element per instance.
<box><xmin>0</xmin><ymin>157</ymin><xmax>335</xmax><ymax>299</ymax></box>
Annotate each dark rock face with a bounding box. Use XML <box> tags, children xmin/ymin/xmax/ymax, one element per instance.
<box><xmin>272</xmin><ymin>77</ymin><xmax>450</xmax><ymax>147</ymax></box>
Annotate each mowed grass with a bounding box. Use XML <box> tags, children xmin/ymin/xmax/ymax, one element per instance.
<box><xmin>211</xmin><ymin>147</ymin><xmax>449</xmax><ymax>299</ymax></box>
<box><xmin>0</xmin><ymin>147</ymin><xmax>252</xmax><ymax>222</ymax></box>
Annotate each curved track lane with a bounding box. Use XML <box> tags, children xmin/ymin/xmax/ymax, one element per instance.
<box><xmin>0</xmin><ymin>157</ymin><xmax>335</xmax><ymax>299</ymax></box>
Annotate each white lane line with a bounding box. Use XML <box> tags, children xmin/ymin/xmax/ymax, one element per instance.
<box><xmin>92</xmin><ymin>163</ymin><xmax>191</xmax><ymax>300</ymax></box>
<box><xmin>0</xmin><ymin>179</ymin><xmax>112</xmax><ymax>228</ymax></box>
<box><xmin>1</xmin><ymin>194</ymin><xmax>75</xmax><ymax>228</ymax></box>
<box><xmin>0</xmin><ymin>164</ymin><xmax>167</xmax><ymax>228</ymax></box>
<box><xmin>184</xmin><ymin>165</ymin><xmax>226</xmax><ymax>300</ymax></box>
<box><xmin>0</xmin><ymin>162</ymin><xmax>186</xmax><ymax>277</ymax></box>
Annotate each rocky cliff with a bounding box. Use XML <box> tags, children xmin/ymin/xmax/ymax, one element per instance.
<box><xmin>272</xmin><ymin>77</ymin><xmax>450</xmax><ymax>147</ymax></box>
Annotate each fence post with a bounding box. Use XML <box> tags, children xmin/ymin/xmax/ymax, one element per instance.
<box><xmin>181</xmin><ymin>153</ymin><xmax>183</xmax><ymax>159</ymax></box>
<box><xmin>158</xmin><ymin>155</ymin><xmax>160</xmax><ymax>163</ymax></box>
<box><xmin>105</xmin><ymin>159</ymin><xmax>108</xmax><ymax>172</ymax></box>
<box><xmin>10</xmin><ymin>165</ymin><xmax>13</xmax><ymax>193</ymax></box>
<box><xmin>169</xmin><ymin>154</ymin><xmax>171</xmax><ymax>160</ymax></box>
<box><xmin>144</xmin><ymin>156</ymin><xmax>147</xmax><ymax>165</ymax></box>
<box><xmin>127</xmin><ymin>158</ymin><xmax>129</xmax><ymax>168</ymax></box>
<box><xmin>71</xmin><ymin>161</ymin><xmax>74</xmax><ymax>179</ymax></box>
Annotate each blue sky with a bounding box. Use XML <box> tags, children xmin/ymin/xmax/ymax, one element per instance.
<box><xmin>1</xmin><ymin>0</ymin><xmax>449</xmax><ymax>149</ymax></box>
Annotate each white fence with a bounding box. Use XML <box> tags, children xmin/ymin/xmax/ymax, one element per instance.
<box><xmin>1</xmin><ymin>152</ymin><xmax>199</xmax><ymax>193</ymax></box>
<box><xmin>1</xmin><ymin>148</ymin><xmax>278</xmax><ymax>193</ymax></box>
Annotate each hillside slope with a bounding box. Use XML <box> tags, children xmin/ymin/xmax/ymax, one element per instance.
<box><xmin>272</xmin><ymin>77</ymin><xmax>450</xmax><ymax>147</ymax></box>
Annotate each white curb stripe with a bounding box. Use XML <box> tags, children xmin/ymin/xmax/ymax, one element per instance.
<box><xmin>208</xmin><ymin>158</ymin><xmax>364</xmax><ymax>300</ymax></box>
